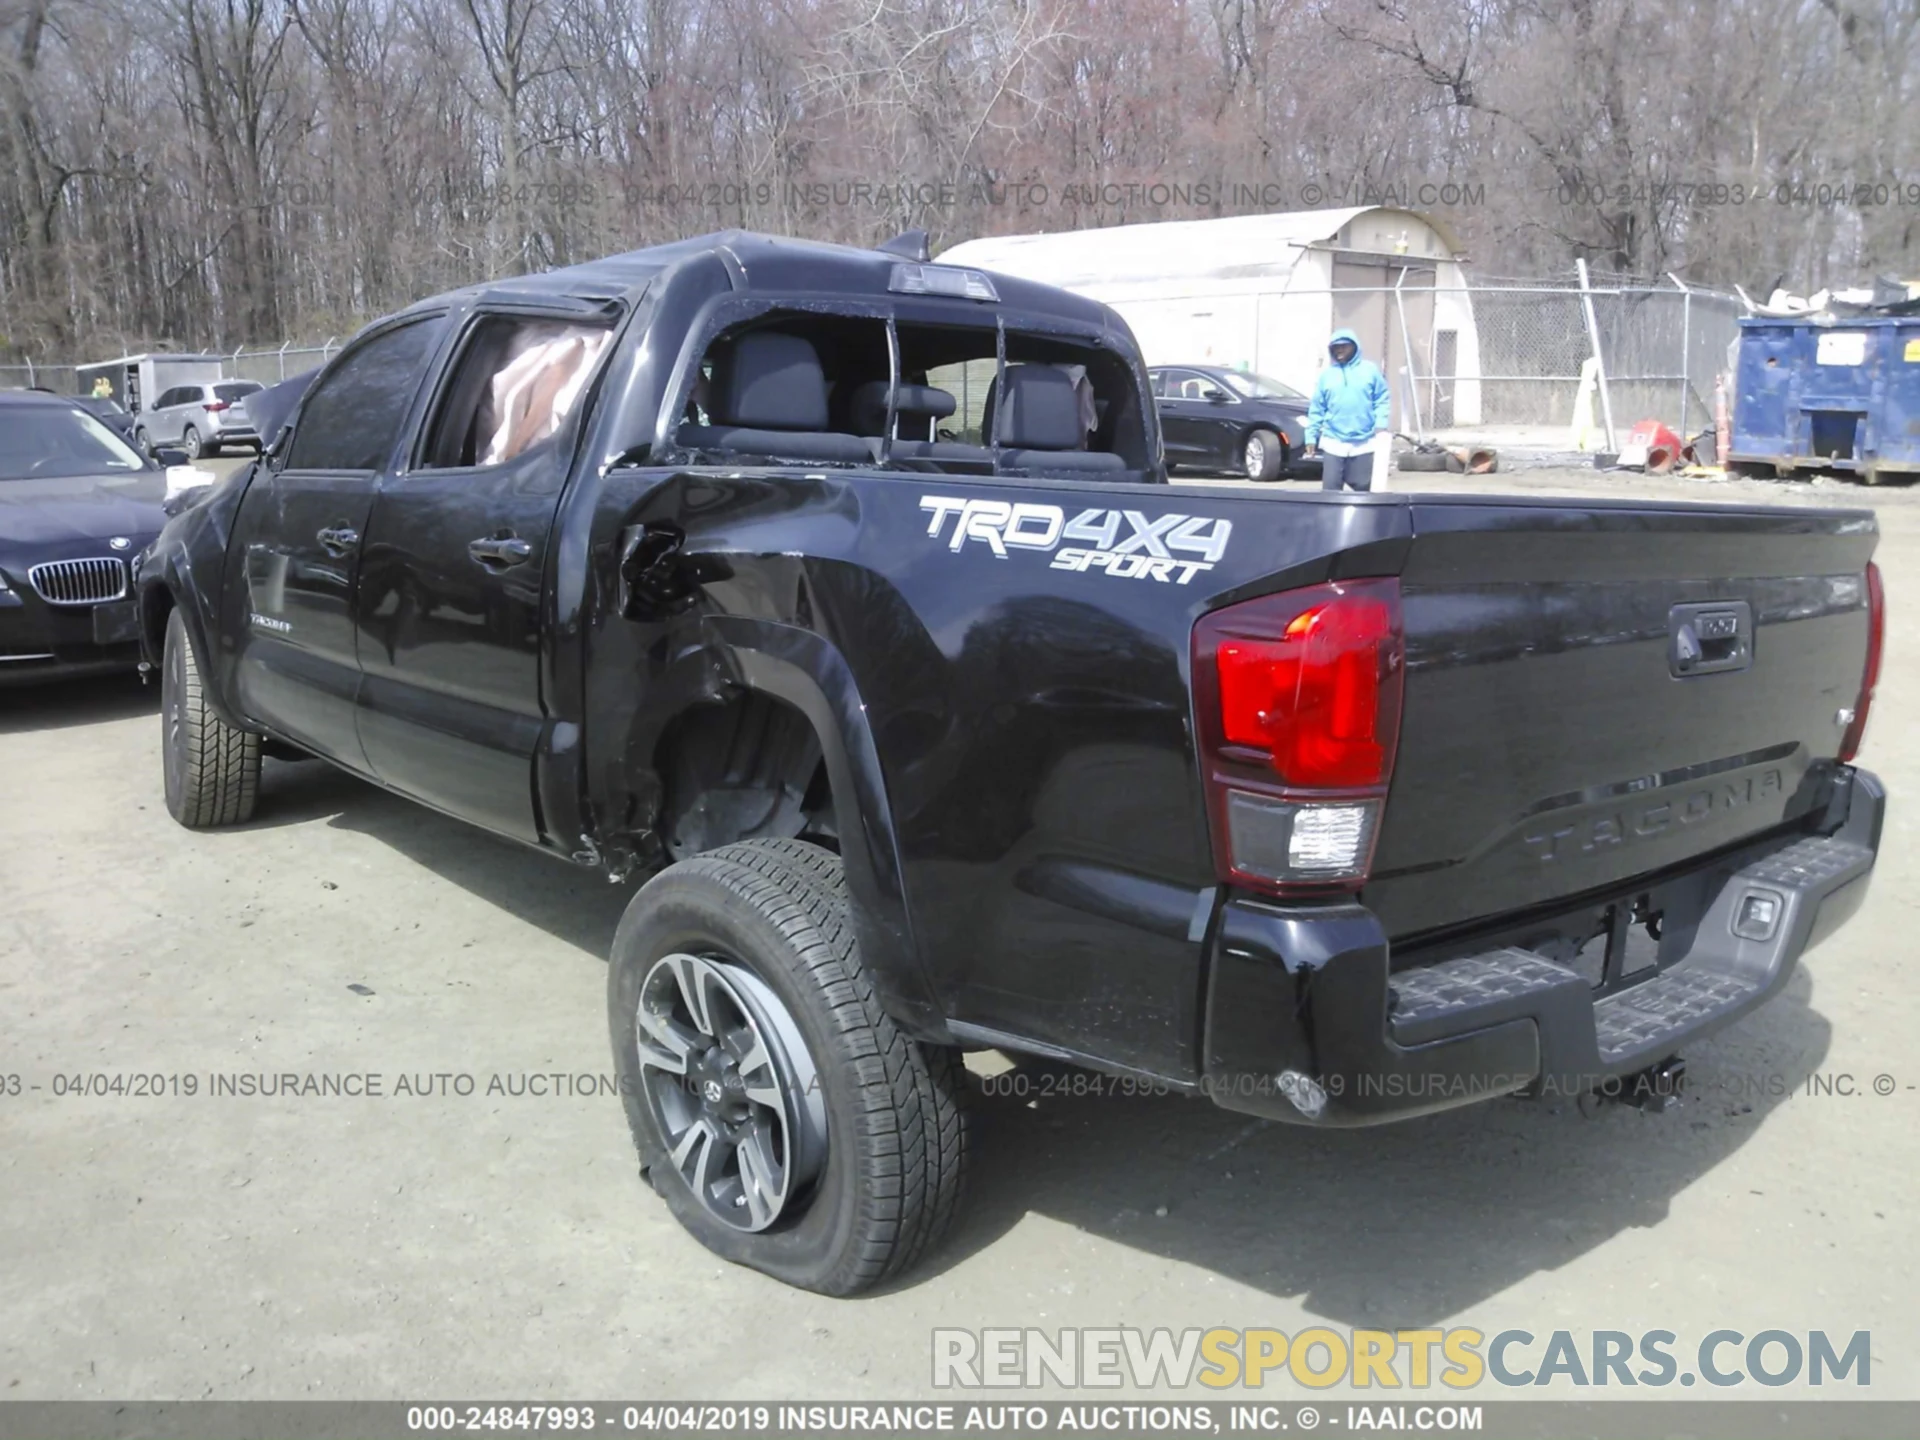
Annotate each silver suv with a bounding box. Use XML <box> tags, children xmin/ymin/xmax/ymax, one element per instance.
<box><xmin>135</xmin><ymin>381</ymin><xmax>264</xmax><ymax>459</ymax></box>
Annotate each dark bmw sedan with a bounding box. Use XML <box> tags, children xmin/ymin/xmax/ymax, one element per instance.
<box><xmin>0</xmin><ymin>391</ymin><xmax>174</xmax><ymax>683</ymax></box>
<box><xmin>1148</xmin><ymin>364</ymin><xmax>1321</xmax><ymax>481</ymax></box>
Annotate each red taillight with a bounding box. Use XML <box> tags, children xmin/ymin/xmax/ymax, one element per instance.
<box><xmin>1839</xmin><ymin>560</ymin><xmax>1884</xmax><ymax>763</ymax></box>
<box><xmin>204</xmin><ymin>400</ymin><xmax>230</xmax><ymax>413</ymax></box>
<box><xmin>1215</xmin><ymin>590</ymin><xmax>1400</xmax><ymax>786</ymax></box>
<box><xmin>1194</xmin><ymin>578</ymin><xmax>1405</xmax><ymax>895</ymax></box>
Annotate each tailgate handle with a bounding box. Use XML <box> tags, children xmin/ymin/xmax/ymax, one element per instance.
<box><xmin>1669</xmin><ymin>601</ymin><xmax>1752</xmax><ymax>677</ymax></box>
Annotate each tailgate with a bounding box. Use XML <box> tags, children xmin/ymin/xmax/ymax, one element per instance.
<box><xmin>1364</xmin><ymin>498</ymin><xmax>1878</xmax><ymax>940</ymax></box>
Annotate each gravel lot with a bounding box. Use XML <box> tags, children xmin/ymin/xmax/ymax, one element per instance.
<box><xmin>2</xmin><ymin>461</ymin><xmax>1915</xmax><ymax>1400</ymax></box>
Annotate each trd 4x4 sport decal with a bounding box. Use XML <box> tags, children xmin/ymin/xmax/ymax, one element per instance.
<box><xmin>919</xmin><ymin>496</ymin><xmax>1232</xmax><ymax>585</ymax></box>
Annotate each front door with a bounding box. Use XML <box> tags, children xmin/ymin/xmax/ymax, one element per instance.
<box><xmin>353</xmin><ymin>310</ymin><xmax>614</xmax><ymax>841</ymax></box>
<box><xmin>1188</xmin><ymin>376</ymin><xmax>1243</xmax><ymax>467</ymax></box>
<box><xmin>223</xmin><ymin>315</ymin><xmax>447</xmax><ymax>765</ymax></box>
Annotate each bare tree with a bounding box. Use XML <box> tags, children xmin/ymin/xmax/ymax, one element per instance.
<box><xmin>0</xmin><ymin>0</ymin><xmax>1908</xmax><ymax>360</ymax></box>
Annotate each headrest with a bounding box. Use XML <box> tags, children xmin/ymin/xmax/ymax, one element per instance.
<box><xmin>849</xmin><ymin>381</ymin><xmax>958</xmax><ymax>436</ymax></box>
<box><xmin>990</xmin><ymin>364</ymin><xmax>1084</xmax><ymax>450</ymax></box>
<box><xmin>710</xmin><ymin>333</ymin><xmax>828</xmax><ymax>430</ymax></box>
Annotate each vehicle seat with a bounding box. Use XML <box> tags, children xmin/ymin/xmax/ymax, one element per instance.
<box><xmin>849</xmin><ymin>381</ymin><xmax>957</xmax><ymax>442</ymax></box>
<box><xmin>677</xmin><ymin>333</ymin><xmax>875</xmax><ymax>463</ymax></box>
<box><xmin>983</xmin><ymin>364</ymin><xmax>1124</xmax><ymax>472</ymax></box>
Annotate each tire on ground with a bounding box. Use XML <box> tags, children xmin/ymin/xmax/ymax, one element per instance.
<box><xmin>609</xmin><ymin>838</ymin><xmax>970</xmax><ymax>1295</ymax></box>
<box><xmin>1243</xmin><ymin>428</ymin><xmax>1284</xmax><ymax>482</ymax></box>
<box><xmin>161</xmin><ymin>606</ymin><xmax>262</xmax><ymax>827</ymax></box>
<box><xmin>1396</xmin><ymin>449</ymin><xmax>1451</xmax><ymax>472</ymax></box>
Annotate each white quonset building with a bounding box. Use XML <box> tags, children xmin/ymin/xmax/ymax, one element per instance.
<box><xmin>940</xmin><ymin>206</ymin><xmax>1482</xmax><ymax>430</ymax></box>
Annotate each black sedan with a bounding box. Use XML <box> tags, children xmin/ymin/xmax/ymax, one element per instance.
<box><xmin>1149</xmin><ymin>365</ymin><xmax>1320</xmax><ymax>481</ymax></box>
<box><xmin>0</xmin><ymin>391</ymin><xmax>182</xmax><ymax>684</ymax></box>
<box><xmin>24</xmin><ymin>387</ymin><xmax>141</xmax><ymax>446</ymax></box>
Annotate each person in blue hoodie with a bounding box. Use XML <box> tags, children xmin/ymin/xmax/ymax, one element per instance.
<box><xmin>1303</xmin><ymin>328</ymin><xmax>1392</xmax><ymax>492</ymax></box>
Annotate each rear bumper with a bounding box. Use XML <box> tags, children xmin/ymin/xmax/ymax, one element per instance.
<box><xmin>1202</xmin><ymin>767</ymin><xmax>1884</xmax><ymax>1126</ymax></box>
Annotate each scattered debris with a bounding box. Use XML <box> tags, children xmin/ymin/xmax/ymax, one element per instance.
<box><xmin>1681</xmin><ymin>428</ymin><xmax>1719</xmax><ymax>467</ymax></box>
<box><xmin>1735</xmin><ymin>275</ymin><xmax>1920</xmax><ymax>320</ymax></box>
<box><xmin>1393</xmin><ymin>437</ymin><xmax>1496</xmax><ymax>474</ymax></box>
<box><xmin>1619</xmin><ymin>419</ymin><xmax>1684</xmax><ymax>473</ymax></box>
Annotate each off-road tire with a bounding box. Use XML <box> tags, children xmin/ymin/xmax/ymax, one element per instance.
<box><xmin>1397</xmin><ymin>448</ymin><xmax>1451</xmax><ymax>472</ymax></box>
<box><xmin>609</xmin><ymin>839</ymin><xmax>970</xmax><ymax>1295</ymax></box>
<box><xmin>161</xmin><ymin>607</ymin><xmax>261</xmax><ymax>827</ymax></box>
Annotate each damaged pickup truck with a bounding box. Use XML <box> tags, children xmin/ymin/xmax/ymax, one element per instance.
<box><xmin>138</xmin><ymin>229</ymin><xmax>1887</xmax><ymax>1294</ymax></box>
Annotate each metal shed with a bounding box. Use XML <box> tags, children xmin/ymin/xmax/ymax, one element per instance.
<box><xmin>1729</xmin><ymin>315</ymin><xmax>1920</xmax><ymax>484</ymax></box>
<box><xmin>939</xmin><ymin>207</ymin><xmax>1481</xmax><ymax>430</ymax></box>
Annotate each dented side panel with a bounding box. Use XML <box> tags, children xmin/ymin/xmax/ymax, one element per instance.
<box><xmin>573</xmin><ymin>462</ymin><xmax>1415</xmax><ymax>1075</ymax></box>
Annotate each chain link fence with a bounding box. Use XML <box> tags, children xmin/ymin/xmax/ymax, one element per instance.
<box><xmin>0</xmin><ymin>360</ymin><xmax>80</xmax><ymax>392</ymax></box>
<box><xmin>4</xmin><ymin>273</ymin><xmax>1737</xmax><ymax>448</ymax></box>
<box><xmin>1442</xmin><ymin>274</ymin><xmax>1740</xmax><ymax>436</ymax></box>
<box><xmin>224</xmin><ymin>342</ymin><xmax>344</xmax><ymax>385</ymax></box>
<box><xmin>0</xmin><ymin>343</ymin><xmax>342</xmax><ymax>398</ymax></box>
<box><xmin>1217</xmin><ymin>273</ymin><xmax>1740</xmax><ymax>439</ymax></box>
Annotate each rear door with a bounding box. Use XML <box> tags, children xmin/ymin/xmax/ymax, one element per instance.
<box><xmin>352</xmin><ymin>305</ymin><xmax>616</xmax><ymax>840</ymax></box>
<box><xmin>223</xmin><ymin>314</ymin><xmax>447</xmax><ymax>765</ymax></box>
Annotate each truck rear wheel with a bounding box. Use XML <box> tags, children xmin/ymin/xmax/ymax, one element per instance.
<box><xmin>609</xmin><ymin>839</ymin><xmax>969</xmax><ymax>1295</ymax></box>
<box><xmin>161</xmin><ymin>607</ymin><xmax>261</xmax><ymax>827</ymax></box>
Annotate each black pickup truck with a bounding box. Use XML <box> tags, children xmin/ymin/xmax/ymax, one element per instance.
<box><xmin>137</xmin><ymin>230</ymin><xmax>1887</xmax><ymax>1295</ymax></box>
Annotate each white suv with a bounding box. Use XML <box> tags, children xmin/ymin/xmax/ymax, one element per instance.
<box><xmin>135</xmin><ymin>381</ymin><xmax>264</xmax><ymax>458</ymax></box>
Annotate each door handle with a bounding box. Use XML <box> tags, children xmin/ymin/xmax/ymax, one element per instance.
<box><xmin>316</xmin><ymin>526</ymin><xmax>359</xmax><ymax>556</ymax></box>
<box><xmin>468</xmin><ymin>534</ymin><xmax>533</xmax><ymax>569</ymax></box>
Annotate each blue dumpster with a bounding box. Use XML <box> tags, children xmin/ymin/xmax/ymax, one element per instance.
<box><xmin>1729</xmin><ymin>314</ymin><xmax>1920</xmax><ymax>484</ymax></box>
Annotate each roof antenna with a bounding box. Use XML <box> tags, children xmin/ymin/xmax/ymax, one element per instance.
<box><xmin>877</xmin><ymin>228</ymin><xmax>931</xmax><ymax>263</ymax></box>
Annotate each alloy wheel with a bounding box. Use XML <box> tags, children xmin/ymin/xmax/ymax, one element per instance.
<box><xmin>1244</xmin><ymin>434</ymin><xmax>1268</xmax><ymax>478</ymax></box>
<box><xmin>634</xmin><ymin>952</ymin><xmax>827</xmax><ymax>1232</ymax></box>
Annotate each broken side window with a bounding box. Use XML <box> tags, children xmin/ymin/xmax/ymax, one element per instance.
<box><xmin>420</xmin><ymin>315</ymin><xmax>612</xmax><ymax>470</ymax></box>
<box><xmin>667</xmin><ymin>308</ymin><xmax>1148</xmax><ymax>478</ymax></box>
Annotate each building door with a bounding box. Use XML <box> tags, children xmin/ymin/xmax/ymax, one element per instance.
<box><xmin>1331</xmin><ymin>260</ymin><xmax>1436</xmax><ymax>433</ymax></box>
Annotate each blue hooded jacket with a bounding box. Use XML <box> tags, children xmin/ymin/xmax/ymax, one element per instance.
<box><xmin>1305</xmin><ymin>329</ymin><xmax>1391</xmax><ymax>447</ymax></box>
